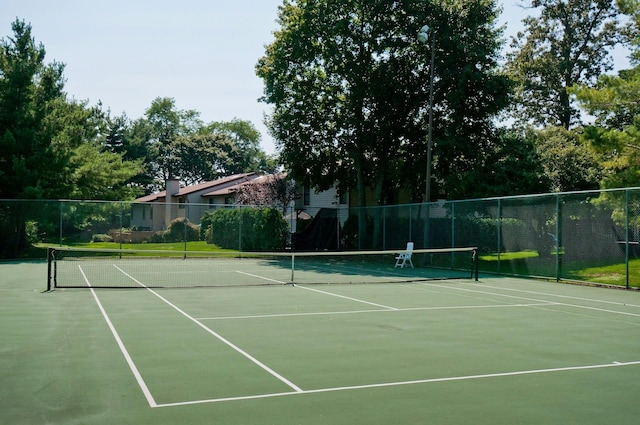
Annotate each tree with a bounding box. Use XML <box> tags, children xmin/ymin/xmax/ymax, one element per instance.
<box><xmin>571</xmin><ymin>66</ymin><xmax>640</xmax><ymax>188</ymax></box>
<box><xmin>102</xmin><ymin>113</ymin><xmax>154</xmax><ymax>192</ymax></box>
<box><xmin>257</xmin><ymin>0</ymin><xmax>510</xmax><ymax>210</ymax></box>
<box><xmin>566</xmin><ymin>0</ymin><xmax>640</xmax><ymax>188</ymax></box>
<box><xmin>531</xmin><ymin>126</ymin><xmax>602</xmax><ymax>191</ymax></box>
<box><xmin>0</xmin><ymin>19</ymin><xmax>66</xmax><ymax>199</ymax></box>
<box><xmin>236</xmin><ymin>173</ymin><xmax>298</xmax><ymax>215</ymax></box>
<box><xmin>205</xmin><ymin>118</ymin><xmax>277</xmax><ymax>173</ymax></box>
<box><xmin>461</xmin><ymin>129</ymin><xmax>550</xmax><ymax>197</ymax></box>
<box><xmin>144</xmin><ymin>97</ymin><xmax>201</xmax><ymax>184</ymax></box>
<box><xmin>135</xmin><ymin>100</ymin><xmax>276</xmax><ymax>192</ymax></box>
<box><xmin>0</xmin><ymin>20</ymin><xmax>142</xmax><ymax>256</ymax></box>
<box><xmin>172</xmin><ymin>133</ymin><xmax>238</xmax><ymax>185</ymax></box>
<box><xmin>505</xmin><ymin>0</ymin><xmax>624</xmax><ymax>129</ymax></box>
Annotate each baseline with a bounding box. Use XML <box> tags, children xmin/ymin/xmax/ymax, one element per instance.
<box><xmin>153</xmin><ymin>360</ymin><xmax>640</xmax><ymax>408</ymax></box>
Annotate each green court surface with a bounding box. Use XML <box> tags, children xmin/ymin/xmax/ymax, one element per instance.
<box><xmin>2</xmin><ymin>260</ymin><xmax>640</xmax><ymax>424</ymax></box>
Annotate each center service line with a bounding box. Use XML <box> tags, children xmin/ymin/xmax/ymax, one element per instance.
<box><xmin>233</xmin><ymin>269</ymin><xmax>398</xmax><ymax>310</ymax></box>
<box><xmin>294</xmin><ymin>284</ymin><xmax>399</xmax><ymax>310</ymax></box>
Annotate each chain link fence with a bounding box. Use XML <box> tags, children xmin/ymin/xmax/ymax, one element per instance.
<box><xmin>3</xmin><ymin>188</ymin><xmax>640</xmax><ymax>288</ymax></box>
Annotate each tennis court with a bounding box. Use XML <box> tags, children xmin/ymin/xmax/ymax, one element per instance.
<box><xmin>2</xmin><ymin>259</ymin><xmax>640</xmax><ymax>424</ymax></box>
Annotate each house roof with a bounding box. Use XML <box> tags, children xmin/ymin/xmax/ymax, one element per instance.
<box><xmin>201</xmin><ymin>173</ymin><xmax>287</xmax><ymax>197</ymax></box>
<box><xmin>134</xmin><ymin>173</ymin><xmax>258</xmax><ymax>202</ymax></box>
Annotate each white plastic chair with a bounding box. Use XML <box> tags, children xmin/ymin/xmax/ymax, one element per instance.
<box><xmin>394</xmin><ymin>242</ymin><xmax>414</xmax><ymax>268</ymax></box>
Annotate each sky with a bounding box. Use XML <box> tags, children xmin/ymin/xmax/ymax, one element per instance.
<box><xmin>0</xmin><ymin>1</ymin><xmax>632</xmax><ymax>155</ymax></box>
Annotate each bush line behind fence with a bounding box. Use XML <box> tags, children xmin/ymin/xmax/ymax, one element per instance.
<box><xmin>2</xmin><ymin>187</ymin><xmax>640</xmax><ymax>288</ymax></box>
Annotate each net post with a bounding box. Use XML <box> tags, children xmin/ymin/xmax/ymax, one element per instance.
<box><xmin>47</xmin><ymin>247</ymin><xmax>52</xmax><ymax>291</ymax></box>
<box><xmin>291</xmin><ymin>253</ymin><xmax>295</xmax><ymax>283</ymax></box>
<box><xmin>472</xmin><ymin>248</ymin><xmax>479</xmax><ymax>281</ymax></box>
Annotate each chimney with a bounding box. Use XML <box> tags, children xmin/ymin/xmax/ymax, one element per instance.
<box><xmin>165</xmin><ymin>177</ymin><xmax>180</xmax><ymax>229</ymax></box>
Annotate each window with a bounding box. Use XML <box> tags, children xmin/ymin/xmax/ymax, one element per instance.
<box><xmin>303</xmin><ymin>185</ymin><xmax>311</xmax><ymax>206</ymax></box>
<box><xmin>178</xmin><ymin>198</ymin><xmax>187</xmax><ymax>209</ymax></box>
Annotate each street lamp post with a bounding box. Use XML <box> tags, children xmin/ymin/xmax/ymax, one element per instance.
<box><xmin>417</xmin><ymin>24</ymin><xmax>435</xmax><ymax>204</ymax></box>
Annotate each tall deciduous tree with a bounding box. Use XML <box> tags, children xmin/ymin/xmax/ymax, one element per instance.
<box><xmin>257</xmin><ymin>0</ymin><xmax>510</xmax><ymax>210</ymax></box>
<box><xmin>144</xmin><ymin>97</ymin><xmax>201</xmax><ymax>183</ymax></box>
<box><xmin>139</xmin><ymin>99</ymin><xmax>276</xmax><ymax>191</ymax></box>
<box><xmin>505</xmin><ymin>0</ymin><xmax>624</xmax><ymax>129</ymax></box>
<box><xmin>205</xmin><ymin>118</ymin><xmax>278</xmax><ymax>173</ymax></box>
<box><xmin>531</xmin><ymin>126</ymin><xmax>602</xmax><ymax>191</ymax></box>
<box><xmin>172</xmin><ymin>133</ymin><xmax>238</xmax><ymax>185</ymax></box>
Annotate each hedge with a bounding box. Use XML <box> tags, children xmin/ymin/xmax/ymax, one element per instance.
<box><xmin>200</xmin><ymin>208</ymin><xmax>288</xmax><ymax>251</ymax></box>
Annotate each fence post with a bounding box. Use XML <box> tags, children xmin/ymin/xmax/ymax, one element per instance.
<box><xmin>238</xmin><ymin>205</ymin><xmax>242</xmax><ymax>252</ymax></box>
<box><xmin>59</xmin><ymin>201</ymin><xmax>63</xmax><ymax>247</ymax></box>
<box><xmin>382</xmin><ymin>205</ymin><xmax>386</xmax><ymax>250</ymax></box>
<box><xmin>47</xmin><ymin>247</ymin><xmax>53</xmax><ymax>291</ymax></box>
<box><xmin>409</xmin><ymin>205</ymin><xmax>412</xmax><ymax>246</ymax></box>
<box><xmin>184</xmin><ymin>203</ymin><xmax>189</xmax><ymax>258</ymax></box>
<box><xmin>497</xmin><ymin>199</ymin><xmax>501</xmax><ymax>274</ymax></box>
<box><xmin>555</xmin><ymin>194</ymin><xmax>560</xmax><ymax>283</ymax></box>
<box><xmin>119</xmin><ymin>201</ymin><xmax>124</xmax><ymax>254</ymax></box>
<box><xmin>451</xmin><ymin>202</ymin><xmax>455</xmax><ymax>267</ymax></box>
<box><xmin>626</xmin><ymin>189</ymin><xmax>630</xmax><ymax>289</ymax></box>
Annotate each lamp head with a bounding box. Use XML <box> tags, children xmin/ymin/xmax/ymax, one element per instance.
<box><xmin>417</xmin><ymin>25</ymin><xmax>430</xmax><ymax>44</ymax></box>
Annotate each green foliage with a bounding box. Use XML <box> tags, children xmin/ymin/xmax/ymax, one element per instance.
<box><xmin>257</xmin><ymin>0</ymin><xmax>510</xmax><ymax>204</ymax></box>
<box><xmin>0</xmin><ymin>19</ymin><xmax>66</xmax><ymax>200</ymax></box>
<box><xmin>201</xmin><ymin>208</ymin><xmax>288</xmax><ymax>251</ymax></box>
<box><xmin>205</xmin><ymin>118</ymin><xmax>278</xmax><ymax>174</ymax></box>
<box><xmin>449</xmin><ymin>129</ymin><xmax>550</xmax><ymax>199</ymax></box>
<box><xmin>530</xmin><ymin>126</ymin><xmax>603</xmax><ymax>192</ymax></box>
<box><xmin>572</xmin><ymin>64</ymin><xmax>640</xmax><ymax>190</ymax></box>
<box><xmin>1</xmin><ymin>20</ymin><xmax>141</xmax><ymax>202</ymax></box>
<box><xmin>160</xmin><ymin>217</ymin><xmax>200</xmax><ymax>243</ymax></box>
<box><xmin>505</xmin><ymin>0</ymin><xmax>623</xmax><ymax>129</ymax></box>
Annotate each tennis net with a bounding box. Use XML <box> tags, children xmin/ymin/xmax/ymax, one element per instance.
<box><xmin>47</xmin><ymin>246</ymin><xmax>478</xmax><ymax>290</ymax></box>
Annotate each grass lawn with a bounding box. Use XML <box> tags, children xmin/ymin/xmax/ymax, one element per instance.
<box><xmin>479</xmin><ymin>250</ymin><xmax>640</xmax><ymax>289</ymax></box>
<box><xmin>40</xmin><ymin>240</ymin><xmax>234</xmax><ymax>252</ymax></box>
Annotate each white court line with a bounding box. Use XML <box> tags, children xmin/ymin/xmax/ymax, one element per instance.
<box><xmin>233</xmin><ymin>270</ymin><xmax>399</xmax><ymax>310</ymax></box>
<box><xmin>432</xmin><ymin>283</ymin><xmax>640</xmax><ymax>318</ymax></box>
<box><xmin>78</xmin><ymin>265</ymin><xmax>158</xmax><ymax>408</ymax></box>
<box><xmin>112</xmin><ymin>265</ymin><xmax>304</xmax><ymax>394</ymax></box>
<box><xmin>235</xmin><ymin>270</ymin><xmax>288</xmax><ymax>284</ymax></box>
<box><xmin>461</xmin><ymin>281</ymin><xmax>640</xmax><ymax>309</ymax></box>
<box><xmin>154</xmin><ymin>360</ymin><xmax>640</xmax><ymax>408</ymax></box>
<box><xmin>294</xmin><ymin>284</ymin><xmax>399</xmax><ymax>310</ymax></box>
<box><xmin>196</xmin><ymin>303</ymin><xmax>553</xmax><ymax>321</ymax></box>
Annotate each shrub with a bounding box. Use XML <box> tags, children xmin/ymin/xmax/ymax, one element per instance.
<box><xmin>201</xmin><ymin>207</ymin><xmax>288</xmax><ymax>250</ymax></box>
<box><xmin>92</xmin><ymin>233</ymin><xmax>113</xmax><ymax>243</ymax></box>
<box><xmin>162</xmin><ymin>217</ymin><xmax>200</xmax><ymax>242</ymax></box>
